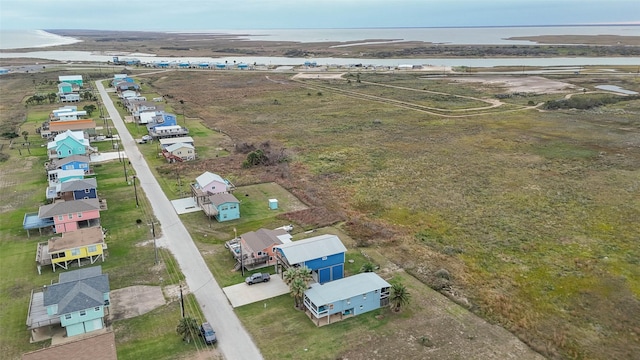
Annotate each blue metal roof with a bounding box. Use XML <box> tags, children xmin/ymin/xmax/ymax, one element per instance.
<box><xmin>304</xmin><ymin>272</ymin><xmax>391</xmax><ymax>305</ymax></box>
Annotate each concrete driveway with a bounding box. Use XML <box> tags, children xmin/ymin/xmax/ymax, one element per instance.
<box><xmin>223</xmin><ymin>276</ymin><xmax>290</xmax><ymax>308</ymax></box>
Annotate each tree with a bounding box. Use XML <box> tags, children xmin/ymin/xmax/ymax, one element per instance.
<box><xmin>390</xmin><ymin>282</ymin><xmax>411</xmax><ymax>313</ymax></box>
<box><xmin>283</xmin><ymin>266</ymin><xmax>313</xmax><ymax>309</ymax></box>
<box><xmin>83</xmin><ymin>104</ymin><xmax>97</xmax><ymax>116</ymax></box>
<box><xmin>176</xmin><ymin>316</ymin><xmax>199</xmax><ymax>343</ymax></box>
<box><xmin>21</xmin><ymin>131</ymin><xmax>29</xmax><ymax>142</ymax></box>
<box><xmin>47</xmin><ymin>92</ymin><xmax>57</xmax><ymax>104</ymax></box>
<box><xmin>361</xmin><ymin>262</ymin><xmax>375</xmax><ymax>273</ymax></box>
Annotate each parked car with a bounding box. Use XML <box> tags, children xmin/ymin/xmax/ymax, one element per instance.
<box><xmin>200</xmin><ymin>322</ymin><xmax>217</xmax><ymax>345</ymax></box>
<box><xmin>245</xmin><ymin>272</ymin><xmax>270</xmax><ymax>285</ymax></box>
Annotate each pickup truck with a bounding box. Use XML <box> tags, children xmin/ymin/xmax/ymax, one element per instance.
<box><xmin>245</xmin><ymin>273</ymin><xmax>270</xmax><ymax>285</ymax></box>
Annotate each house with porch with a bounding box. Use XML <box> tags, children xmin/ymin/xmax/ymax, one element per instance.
<box><xmin>26</xmin><ymin>266</ymin><xmax>110</xmax><ymax>338</ymax></box>
<box><xmin>36</xmin><ymin>226</ymin><xmax>107</xmax><ymax>273</ymax></box>
<box><xmin>275</xmin><ymin>234</ymin><xmax>347</xmax><ymax>284</ymax></box>
<box><xmin>303</xmin><ymin>272</ymin><xmax>391</xmax><ymax>326</ymax></box>
<box><xmin>38</xmin><ymin>198</ymin><xmax>105</xmax><ymax>234</ymax></box>
<box><xmin>46</xmin><ymin>170</ymin><xmax>87</xmax><ymax>200</ymax></box>
<box><xmin>207</xmin><ymin>193</ymin><xmax>240</xmax><ymax>222</ymax></box>
<box><xmin>234</xmin><ymin>228</ymin><xmax>292</xmax><ymax>270</ymax></box>
<box><xmin>162</xmin><ymin>142</ymin><xmax>196</xmax><ymax>162</ymax></box>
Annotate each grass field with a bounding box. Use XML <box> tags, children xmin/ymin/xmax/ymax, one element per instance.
<box><xmin>2</xmin><ymin>66</ymin><xmax>639</xmax><ymax>360</ymax></box>
<box><xmin>141</xmin><ymin>69</ymin><xmax>640</xmax><ymax>360</ymax></box>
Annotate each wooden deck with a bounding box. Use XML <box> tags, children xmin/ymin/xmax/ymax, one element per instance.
<box><xmin>26</xmin><ymin>290</ymin><xmax>59</xmax><ymax>330</ymax></box>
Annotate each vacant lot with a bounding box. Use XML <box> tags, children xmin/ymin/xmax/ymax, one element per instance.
<box><xmin>140</xmin><ymin>69</ymin><xmax>640</xmax><ymax>360</ymax></box>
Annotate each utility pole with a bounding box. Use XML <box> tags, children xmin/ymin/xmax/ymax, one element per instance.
<box><xmin>133</xmin><ymin>175</ymin><xmax>139</xmax><ymax>207</ymax></box>
<box><xmin>149</xmin><ymin>221</ymin><xmax>158</xmax><ymax>264</ymax></box>
<box><xmin>179</xmin><ymin>284</ymin><xmax>185</xmax><ymax>318</ymax></box>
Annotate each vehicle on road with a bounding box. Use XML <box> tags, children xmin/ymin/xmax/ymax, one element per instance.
<box><xmin>200</xmin><ymin>322</ymin><xmax>217</xmax><ymax>345</ymax></box>
<box><xmin>245</xmin><ymin>273</ymin><xmax>270</xmax><ymax>285</ymax></box>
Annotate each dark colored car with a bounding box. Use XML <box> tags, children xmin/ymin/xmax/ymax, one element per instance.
<box><xmin>200</xmin><ymin>322</ymin><xmax>217</xmax><ymax>345</ymax></box>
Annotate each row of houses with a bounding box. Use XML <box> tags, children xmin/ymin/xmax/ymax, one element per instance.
<box><xmin>226</xmin><ymin>227</ymin><xmax>392</xmax><ymax>326</ymax></box>
<box><xmin>24</xmin><ymin>90</ymin><xmax>113</xmax><ymax>344</ymax></box>
<box><xmin>112</xmin><ymin>74</ymin><xmax>196</xmax><ymax>163</ymax></box>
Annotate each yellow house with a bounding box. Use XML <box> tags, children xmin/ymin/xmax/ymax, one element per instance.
<box><xmin>36</xmin><ymin>227</ymin><xmax>107</xmax><ymax>273</ymax></box>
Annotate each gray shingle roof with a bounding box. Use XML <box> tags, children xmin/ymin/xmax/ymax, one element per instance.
<box><xmin>276</xmin><ymin>234</ymin><xmax>347</xmax><ymax>264</ymax></box>
<box><xmin>209</xmin><ymin>192</ymin><xmax>239</xmax><ymax>206</ymax></box>
<box><xmin>59</xmin><ymin>178</ymin><xmax>97</xmax><ymax>193</ymax></box>
<box><xmin>242</xmin><ymin>228</ymin><xmax>286</xmax><ymax>253</ymax></box>
<box><xmin>43</xmin><ymin>266</ymin><xmax>109</xmax><ymax>315</ymax></box>
<box><xmin>38</xmin><ymin>198</ymin><xmax>101</xmax><ymax>218</ymax></box>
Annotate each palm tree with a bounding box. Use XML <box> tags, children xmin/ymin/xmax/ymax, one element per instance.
<box><xmin>390</xmin><ymin>282</ymin><xmax>411</xmax><ymax>313</ymax></box>
<box><xmin>361</xmin><ymin>262</ymin><xmax>375</xmax><ymax>273</ymax></box>
<box><xmin>176</xmin><ymin>316</ymin><xmax>199</xmax><ymax>343</ymax></box>
<box><xmin>291</xmin><ymin>278</ymin><xmax>308</xmax><ymax>309</ymax></box>
<box><xmin>283</xmin><ymin>266</ymin><xmax>313</xmax><ymax>309</ymax></box>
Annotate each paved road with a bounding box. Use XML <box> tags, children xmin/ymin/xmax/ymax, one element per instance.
<box><xmin>96</xmin><ymin>80</ymin><xmax>263</xmax><ymax>360</ymax></box>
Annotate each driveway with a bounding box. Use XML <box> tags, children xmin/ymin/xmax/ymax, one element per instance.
<box><xmin>96</xmin><ymin>80</ymin><xmax>263</xmax><ymax>360</ymax></box>
<box><xmin>223</xmin><ymin>276</ymin><xmax>290</xmax><ymax>308</ymax></box>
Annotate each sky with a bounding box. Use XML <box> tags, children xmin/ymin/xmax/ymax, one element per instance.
<box><xmin>0</xmin><ymin>0</ymin><xmax>638</xmax><ymax>31</ymax></box>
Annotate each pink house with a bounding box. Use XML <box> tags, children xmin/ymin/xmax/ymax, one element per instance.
<box><xmin>191</xmin><ymin>171</ymin><xmax>234</xmax><ymax>208</ymax></box>
<box><xmin>38</xmin><ymin>198</ymin><xmax>105</xmax><ymax>233</ymax></box>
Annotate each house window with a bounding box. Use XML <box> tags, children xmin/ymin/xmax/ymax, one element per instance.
<box><xmin>95</xmin><ymin>307</ymin><xmax>100</xmax><ymax>312</ymax></box>
<box><xmin>322</xmin><ymin>256</ymin><xmax>327</xmax><ymax>261</ymax></box>
<box><xmin>363</xmin><ymin>294</ymin><xmax>367</xmax><ymax>300</ymax></box>
<box><xmin>71</xmin><ymin>248</ymin><xmax>80</xmax><ymax>256</ymax></box>
<box><xmin>80</xmin><ymin>310</ymin><xmax>86</xmax><ymax>316</ymax></box>
<box><xmin>347</xmin><ymin>299</ymin><xmax>351</xmax><ymax>305</ymax></box>
<box><xmin>85</xmin><ymin>189</ymin><xmax>90</xmax><ymax>193</ymax></box>
<box><xmin>77</xmin><ymin>212</ymin><xmax>83</xmax><ymax>218</ymax></box>
<box><xmin>58</xmin><ymin>215</ymin><xmax>64</xmax><ymax>221</ymax></box>
<box><xmin>230</xmin><ymin>205</ymin><xmax>237</xmax><ymax>209</ymax></box>
<box><xmin>88</xmin><ymin>245</ymin><xmax>97</xmax><ymax>252</ymax></box>
<box><xmin>68</xmin><ymin>213</ymin><xmax>73</xmax><ymax>219</ymax></box>
<box><xmin>65</xmin><ymin>314</ymin><xmax>72</xmax><ymax>320</ymax></box>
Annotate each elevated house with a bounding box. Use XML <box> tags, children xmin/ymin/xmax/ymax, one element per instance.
<box><xmin>303</xmin><ymin>272</ymin><xmax>391</xmax><ymax>326</ymax></box>
<box><xmin>162</xmin><ymin>142</ymin><xmax>196</xmax><ymax>162</ymax></box>
<box><xmin>233</xmin><ymin>228</ymin><xmax>292</xmax><ymax>270</ymax></box>
<box><xmin>45</xmin><ymin>154</ymin><xmax>92</xmax><ymax>174</ymax></box>
<box><xmin>50</xmin><ymin>106</ymin><xmax>78</xmax><ymax>120</ymax></box>
<box><xmin>38</xmin><ymin>198</ymin><xmax>105</xmax><ymax>234</ymax></box>
<box><xmin>47</xmin><ymin>130</ymin><xmax>95</xmax><ymax>160</ymax></box>
<box><xmin>120</xmin><ymin>89</ymin><xmax>140</xmax><ymax>99</ymax></box>
<box><xmin>125</xmin><ymin>100</ymin><xmax>163</xmax><ymax>122</ymax></box>
<box><xmin>26</xmin><ymin>266</ymin><xmax>110</xmax><ymax>338</ymax></box>
<box><xmin>36</xmin><ymin>226</ymin><xmax>107</xmax><ymax>273</ymax></box>
<box><xmin>275</xmin><ymin>234</ymin><xmax>347</xmax><ymax>284</ymax></box>
<box><xmin>207</xmin><ymin>193</ymin><xmax>240</xmax><ymax>222</ymax></box>
<box><xmin>191</xmin><ymin>171</ymin><xmax>233</xmax><ymax>208</ymax></box>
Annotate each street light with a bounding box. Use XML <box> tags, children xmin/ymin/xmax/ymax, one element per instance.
<box><xmin>132</xmin><ymin>175</ymin><xmax>139</xmax><ymax>207</ymax></box>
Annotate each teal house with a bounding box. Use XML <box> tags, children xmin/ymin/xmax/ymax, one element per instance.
<box><xmin>47</xmin><ymin>130</ymin><xmax>92</xmax><ymax>159</ymax></box>
<box><xmin>58</xmin><ymin>75</ymin><xmax>84</xmax><ymax>87</ymax></box>
<box><xmin>42</xmin><ymin>266</ymin><xmax>110</xmax><ymax>337</ymax></box>
<box><xmin>57</xmin><ymin>82</ymin><xmax>73</xmax><ymax>94</ymax></box>
<box><xmin>208</xmin><ymin>193</ymin><xmax>240</xmax><ymax>222</ymax></box>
